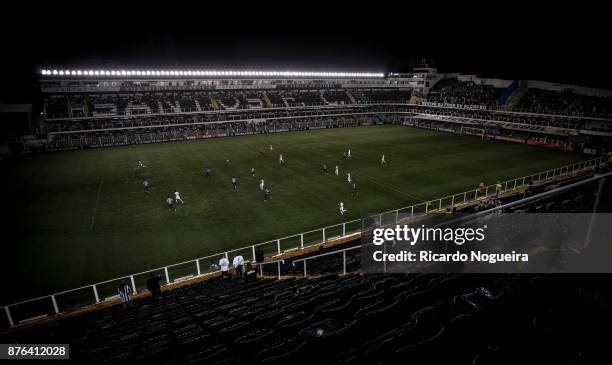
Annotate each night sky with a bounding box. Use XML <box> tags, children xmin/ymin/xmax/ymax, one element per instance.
<box><xmin>2</xmin><ymin>5</ymin><xmax>610</xmax><ymax>106</ymax></box>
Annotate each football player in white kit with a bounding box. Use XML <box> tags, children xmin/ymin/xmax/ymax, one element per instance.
<box><xmin>279</xmin><ymin>154</ymin><xmax>284</xmax><ymax>164</ymax></box>
<box><xmin>269</xmin><ymin>144</ymin><xmax>274</xmax><ymax>152</ymax></box>
<box><xmin>381</xmin><ymin>154</ymin><xmax>386</xmax><ymax>165</ymax></box>
<box><xmin>339</xmin><ymin>201</ymin><xmax>347</xmax><ymax>215</ymax></box>
<box><xmin>259</xmin><ymin>178</ymin><xmax>265</xmax><ymax>192</ymax></box>
<box><xmin>347</xmin><ymin>172</ymin><xmax>352</xmax><ymax>184</ymax></box>
<box><xmin>347</xmin><ymin>149</ymin><xmax>351</xmax><ymax>158</ymax></box>
<box><xmin>174</xmin><ymin>191</ymin><xmax>184</xmax><ymax>204</ymax></box>
<box><xmin>334</xmin><ymin>165</ymin><xmax>339</xmax><ymax>176</ymax></box>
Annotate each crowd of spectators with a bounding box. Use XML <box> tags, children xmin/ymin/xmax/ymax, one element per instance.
<box><xmin>514</xmin><ymin>88</ymin><xmax>612</xmax><ymax>118</ymax></box>
<box><xmin>46</xmin><ymin>114</ymin><xmax>391</xmax><ymax>150</ymax></box>
<box><xmin>43</xmin><ymin>105</ymin><xmax>407</xmax><ymax>133</ymax></box>
<box><xmin>426</xmin><ymin>79</ymin><xmax>505</xmax><ymax>109</ymax></box>
<box><xmin>414</xmin><ymin>106</ymin><xmax>584</xmax><ymax>130</ymax></box>
<box><xmin>43</xmin><ymin>89</ymin><xmax>418</xmax><ymax>119</ymax></box>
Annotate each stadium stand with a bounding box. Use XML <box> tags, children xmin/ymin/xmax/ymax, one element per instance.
<box><xmin>350</xmin><ymin>89</ymin><xmax>412</xmax><ymax>104</ymax></box>
<box><xmin>515</xmin><ymin>88</ymin><xmax>612</xmax><ymax>118</ymax></box>
<box><xmin>2</xmin><ymin>273</ymin><xmax>609</xmax><ymax>363</ymax></box>
<box><xmin>321</xmin><ymin>90</ymin><xmax>352</xmax><ymax>105</ymax></box>
<box><xmin>33</xmin><ymin>68</ymin><xmax>611</xmax><ymax>158</ymax></box>
<box><xmin>426</xmin><ymin>79</ymin><xmax>505</xmax><ymax>109</ymax></box>
<box><xmin>43</xmin><ymin>89</ymin><xmax>416</xmax><ymax>119</ymax></box>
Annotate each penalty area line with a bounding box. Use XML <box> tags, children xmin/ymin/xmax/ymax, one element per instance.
<box><xmin>90</xmin><ymin>175</ymin><xmax>105</xmax><ymax>231</ymax></box>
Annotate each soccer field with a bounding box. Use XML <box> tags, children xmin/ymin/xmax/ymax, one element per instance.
<box><xmin>4</xmin><ymin>125</ymin><xmax>590</xmax><ymax>303</ymax></box>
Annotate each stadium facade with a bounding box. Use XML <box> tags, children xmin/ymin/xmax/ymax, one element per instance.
<box><xmin>29</xmin><ymin>67</ymin><xmax>611</xmax><ymax>156</ymax></box>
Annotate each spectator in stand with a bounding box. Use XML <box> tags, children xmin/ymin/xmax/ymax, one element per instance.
<box><xmin>477</xmin><ymin>181</ymin><xmax>485</xmax><ymax>197</ymax></box>
<box><xmin>233</xmin><ymin>254</ymin><xmax>245</xmax><ymax>278</ymax></box>
<box><xmin>219</xmin><ymin>256</ymin><xmax>230</xmax><ymax>278</ymax></box>
<box><xmin>118</xmin><ymin>280</ymin><xmax>132</xmax><ymax>308</ymax></box>
<box><xmin>244</xmin><ymin>262</ymin><xmax>257</xmax><ymax>282</ymax></box>
<box><xmin>524</xmin><ymin>179</ymin><xmax>534</xmax><ymax>198</ymax></box>
<box><xmin>146</xmin><ymin>272</ymin><xmax>162</xmax><ymax>300</ymax></box>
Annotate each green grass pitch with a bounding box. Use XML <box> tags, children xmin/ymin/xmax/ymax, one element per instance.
<box><xmin>4</xmin><ymin>125</ymin><xmax>590</xmax><ymax>303</ymax></box>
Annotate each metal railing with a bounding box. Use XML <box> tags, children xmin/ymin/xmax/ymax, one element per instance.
<box><xmin>1</xmin><ymin>156</ymin><xmax>605</xmax><ymax>328</ymax></box>
<box><xmin>293</xmin><ymin>245</ymin><xmax>362</xmax><ymax>277</ymax></box>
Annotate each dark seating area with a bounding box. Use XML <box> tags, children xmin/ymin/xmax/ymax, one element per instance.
<box><xmin>282</xmin><ymin>91</ymin><xmax>325</xmax><ymax>107</ymax></box>
<box><xmin>426</xmin><ymin>79</ymin><xmax>504</xmax><ymax>108</ymax></box>
<box><xmin>351</xmin><ymin>89</ymin><xmax>412</xmax><ymax>104</ymax></box>
<box><xmin>515</xmin><ymin>88</ymin><xmax>612</xmax><ymax>118</ymax></box>
<box><xmin>178</xmin><ymin>94</ymin><xmax>198</xmax><ymax>112</ymax></box>
<box><xmin>416</xmin><ymin>106</ymin><xmax>584</xmax><ymax>130</ymax></box>
<box><xmin>322</xmin><ymin>90</ymin><xmax>351</xmax><ymax>105</ymax></box>
<box><xmin>264</xmin><ymin>92</ymin><xmax>286</xmax><ymax>108</ymax></box>
<box><xmin>44</xmin><ymin>89</ymin><xmax>420</xmax><ymax>118</ymax></box>
<box><xmin>213</xmin><ymin>92</ymin><xmax>240</xmax><ymax>110</ymax></box>
<box><xmin>194</xmin><ymin>92</ymin><xmax>214</xmax><ymax>111</ymax></box>
<box><xmin>45</xmin><ymin>95</ymin><xmax>69</xmax><ymax>116</ymax></box>
<box><xmin>2</xmin><ymin>272</ymin><xmax>609</xmax><ymax>364</ymax></box>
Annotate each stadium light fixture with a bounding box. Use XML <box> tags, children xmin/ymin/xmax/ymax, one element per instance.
<box><xmin>40</xmin><ymin>68</ymin><xmax>386</xmax><ymax>78</ymax></box>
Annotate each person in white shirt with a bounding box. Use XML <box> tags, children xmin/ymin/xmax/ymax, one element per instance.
<box><xmin>335</xmin><ymin>165</ymin><xmax>339</xmax><ymax>176</ymax></box>
<box><xmin>495</xmin><ymin>181</ymin><xmax>503</xmax><ymax>198</ymax></box>
<box><xmin>339</xmin><ymin>201</ymin><xmax>347</xmax><ymax>215</ymax></box>
<box><xmin>347</xmin><ymin>148</ymin><xmax>351</xmax><ymax>158</ymax></box>
<box><xmin>381</xmin><ymin>154</ymin><xmax>386</xmax><ymax>165</ymax></box>
<box><xmin>174</xmin><ymin>191</ymin><xmax>184</xmax><ymax>204</ymax></box>
<box><xmin>219</xmin><ymin>256</ymin><xmax>230</xmax><ymax>278</ymax></box>
<box><xmin>269</xmin><ymin>144</ymin><xmax>273</xmax><ymax>152</ymax></box>
<box><xmin>279</xmin><ymin>154</ymin><xmax>284</xmax><ymax>164</ymax></box>
<box><xmin>347</xmin><ymin>172</ymin><xmax>352</xmax><ymax>184</ymax></box>
<box><xmin>233</xmin><ymin>255</ymin><xmax>245</xmax><ymax>278</ymax></box>
<box><xmin>259</xmin><ymin>179</ymin><xmax>265</xmax><ymax>192</ymax></box>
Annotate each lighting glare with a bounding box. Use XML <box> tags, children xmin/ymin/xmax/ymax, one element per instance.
<box><xmin>40</xmin><ymin>68</ymin><xmax>385</xmax><ymax>78</ymax></box>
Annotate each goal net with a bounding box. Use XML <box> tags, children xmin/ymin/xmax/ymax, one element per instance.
<box><xmin>460</xmin><ymin>126</ymin><xmax>486</xmax><ymax>139</ymax></box>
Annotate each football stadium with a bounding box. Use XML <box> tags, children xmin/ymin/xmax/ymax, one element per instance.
<box><xmin>1</xmin><ymin>15</ymin><xmax>611</xmax><ymax>364</ymax></box>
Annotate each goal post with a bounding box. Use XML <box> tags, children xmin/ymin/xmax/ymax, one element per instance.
<box><xmin>460</xmin><ymin>126</ymin><xmax>486</xmax><ymax>139</ymax></box>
